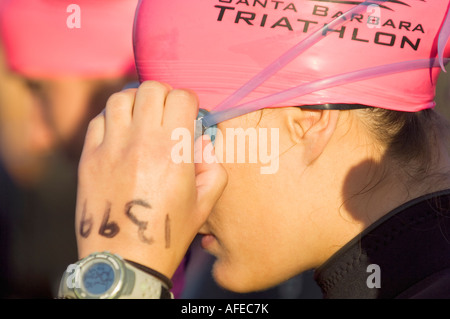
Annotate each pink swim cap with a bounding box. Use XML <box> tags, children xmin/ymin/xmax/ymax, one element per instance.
<box><xmin>134</xmin><ymin>0</ymin><xmax>450</xmax><ymax>123</ymax></box>
<box><xmin>0</xmin><ymin>0</ymin><xmax>138</xmax><ymax>78</ymax></box>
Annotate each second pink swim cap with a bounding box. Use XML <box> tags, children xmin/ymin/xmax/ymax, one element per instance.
<box><xmin>0</xmin><ymin>0</ymin><xmax>138</xmax><ymax>78</ymax></box>
<box><xmin>134</xmin><ymin>0</ymin><xmax>450</xmax><ymax>123</ymax></box>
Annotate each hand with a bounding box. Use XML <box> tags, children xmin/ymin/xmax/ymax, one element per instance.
<box><xmin>75</xmin><ymin>81</ymin><xmax>227</xmax><ymax>278</ymax></box>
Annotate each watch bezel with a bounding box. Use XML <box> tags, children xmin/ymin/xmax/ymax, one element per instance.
<box><xmin>74</xmin><ymin>252</ymin><xmax>126</xmax><ymax>299</ymax></box>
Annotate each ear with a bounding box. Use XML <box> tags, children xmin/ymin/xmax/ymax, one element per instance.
<box><xmin>285</xmin><ymin>108</ymin><xmax>340</xmax><ymax>164</ymax></box>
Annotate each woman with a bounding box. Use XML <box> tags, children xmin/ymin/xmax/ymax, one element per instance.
<box><xmin>63</xmin><ymin>0</ymin><xmax>450</xmax><ymax>298</ymax></box>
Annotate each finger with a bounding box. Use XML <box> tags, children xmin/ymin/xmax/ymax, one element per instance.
<box><xmin>163</xmin><ymin>89</ymin><xmax>199</xmax><ymax>133</ymax></box>
<box><xmin>132</xmin><ymin>81</ymin><xmax>172</xmax><ymax>128</ymax></box>
<box><xmin>82</xmin><ymin>111</ymin><xmax>105</xmax><ymax>152</ymax></box>
<box><xmin>103</xmin><ymin>89</ymin><xmax>136</xmax><ymax>143</ymax></box>
<box><xmin>194</xmin><ymin>135</ymin><xmax>228</xmax><ymax>219</ymax></box>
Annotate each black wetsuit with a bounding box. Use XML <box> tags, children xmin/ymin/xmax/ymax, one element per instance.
<box><xmin>314</xmin><ymin>190</ymin><xmax>450</xmax><ymax>298</ymax></box>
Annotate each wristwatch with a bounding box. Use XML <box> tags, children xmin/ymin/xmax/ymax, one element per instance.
<box><xmin>58</xmin><ymin>251</ymin><xmax>173</xmax><ymax>299</ymax></box>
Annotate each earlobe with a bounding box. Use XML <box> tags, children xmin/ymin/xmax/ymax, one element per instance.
<box><xmin>286</xmin><ymin>108</ymin><xmax>340</xmax><ymax>163</ymax></box>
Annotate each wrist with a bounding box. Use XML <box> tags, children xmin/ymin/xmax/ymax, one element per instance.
<box><xmin>77</xmin><ymin>237</ymin><xmax>177</xmax><ymax>279</ymax></box>
<box><xmin>58</xmin><ymin>251</ymin><xmax>174</xmax><ymax>299</ymax></box>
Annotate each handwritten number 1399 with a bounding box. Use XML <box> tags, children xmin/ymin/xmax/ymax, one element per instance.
<box><xmin>79</xmin><ymin>200</ymin><xmax>170</xmax><ymax>248</ymax></box>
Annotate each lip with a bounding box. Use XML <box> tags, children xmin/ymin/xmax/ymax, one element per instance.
<box><xmin>200</xmin><ymin>234</ymin><xmax>217</xmax><ymax>250</ymax></box>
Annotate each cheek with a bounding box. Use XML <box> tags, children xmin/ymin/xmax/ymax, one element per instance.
<box><xmin>210</xmin><ymin>213</ymin><xmax>304</xmax><ymax>293</ymax></box>
<box><xmin>206</xmin><ymin>129</ymin><xmax>311</xmax><ymax>292</ymax></box>
<box><xmin>209</xmin><ymin>168</ymin><xmax>304</xmax><ymax>292</ymax></box>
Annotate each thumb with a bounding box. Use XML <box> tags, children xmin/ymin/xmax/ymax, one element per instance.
<box><xmin>194</xmin><ymin>135</ymin><xmax>228</xmax><ymax>218</ymax></box>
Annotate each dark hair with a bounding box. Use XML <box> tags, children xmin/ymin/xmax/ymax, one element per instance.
<box><xmin>359</xmin><ymin>107</ymin><xmax>450</xmax><ymax>183</ymax></box>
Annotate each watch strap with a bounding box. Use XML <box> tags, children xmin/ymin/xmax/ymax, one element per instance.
<box><xmin>123</xmin><ymin>259</ymin><xmax>173</xmax><ymax>299</ymax></box>
<box><xmin>125</xmin><ymin>259</ymin><xmax>173</xmax><ymax>290</ymax></box>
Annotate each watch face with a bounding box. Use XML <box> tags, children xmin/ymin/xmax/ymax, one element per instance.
<box><xmin>83</xmin><ymin>262</ymin><xmax>115</xmax><ymax>295</ymax></box>
<box><xmin>75</xmin><ymin>253</ymin><xmax>124</xmax><ymax>299</ymax></box>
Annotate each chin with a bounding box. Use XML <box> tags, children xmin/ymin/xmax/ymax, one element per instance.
<box><xmin>211</xmin><ymin>260</ymin><xmax>275</xmax><ymax>294</ymax></box>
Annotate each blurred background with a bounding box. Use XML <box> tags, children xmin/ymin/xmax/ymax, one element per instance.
<box><xmin>0</xmin><ymin>0</ymin><xmax>140</xmax><ymax>298</ymax></box>
<box><xmin>0</xmin><ymin>1</ymin><xmax>449</xmax><ymax>299</ymax></box>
